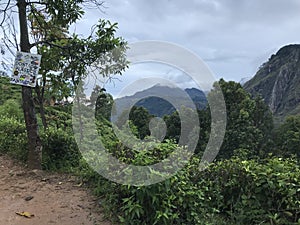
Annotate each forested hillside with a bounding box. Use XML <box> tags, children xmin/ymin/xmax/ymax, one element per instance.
<box><xmin>1</xmin><ymin>74</ymin><xmax>299</xmax><ymax>224</ymax></box>
<box><xmin>0</xmin><ymin>1</ymin><xmax>299</xmax><ymax>224</ymax></box>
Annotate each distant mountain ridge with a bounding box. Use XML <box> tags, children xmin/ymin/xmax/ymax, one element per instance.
<box><xmin>114</xmin><ymin>85</ymin><xmax>207</xmax><ymax>117</ymax></box>
<box><xmin>244</xmin><ymin>44</ymin><xmax>300</xmax><ymax>121</ymax></box>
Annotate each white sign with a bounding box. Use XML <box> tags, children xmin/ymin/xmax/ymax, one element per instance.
<box><xmin>10</xmin><ymin>51</ymin><xmax>42</xmax><ymax>87</ymax></box>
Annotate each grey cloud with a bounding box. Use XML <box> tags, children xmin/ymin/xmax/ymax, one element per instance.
<box><xmin>80</xmin><ymin>0</ymin><xmax>300</xmax><ymax>84</ymax></box>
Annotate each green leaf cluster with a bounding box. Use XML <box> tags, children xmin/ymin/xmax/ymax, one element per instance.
<box><xmin>0</xmin><ymin>116</ymin><xmax>28</xmax><ymax>161</ymax></box>
<box><xmin>96</xmin><ymin>156</ymin><xmax>300</xmax><ymax>225</ymax></box>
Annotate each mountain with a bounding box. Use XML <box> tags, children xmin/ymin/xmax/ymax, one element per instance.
<box><xmin>114</xmin><ymin>85</ymin><xmax>207</xmax><ymax>118</ymax></box>
<box><xmin>185</xmin><ymin>88</ymin><xmax>208</xmax><ymax>110</ymax></box>
<box><xmin>244</xmin><ymin>44</ymin><xmax>300</xmax><ymax>121</ymax></box>
<box><xmin>239</xmin><ymin>76</ymin><xmax>252</xmax><ymax>85</ymax></box>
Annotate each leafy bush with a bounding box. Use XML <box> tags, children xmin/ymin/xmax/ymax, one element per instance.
<box><xmin>0</xmin><ymin>77</ymin><xmax>21</xmax><ymax>105</ymax></box>
<box><xmin>93</xmin><ymin>154</ymin><xmax>300</xmax><ymax>225</ymax></box>
<box><xmin>92</xmin><ymin>152</ymin><xmax>227</xmax><ymax>224</ymax></box>
<box><xmin>41</xmin><ymin>127</ymin><xmax>80</xmax><ymax>170</ymax></box>
<box><xmin>0</xmin><ymin>99</ymin><xmax>24</xmax><ymax>120</ymax></box>
<box><xmin>43</xmin><ymin>105</ymin><xmax>72</xmax><ymax>129</ymax></box>
<box><xmin>274</xmin><ymin>115</ymin><xmax>300</xmax><ymax>158</ymax></box>
<box><xmin>199</xmin><ymin>157</ymin><xmax>300</xmax><ymax>225</ymax></box>
<box><xmin>0</xmin><ymin>116</ymin><xmax>28</xmax><ymax>161</ymax></box>
<box><xmin>77</xmin><ymin>115</ymin><xmax>299</xmax><ymax>224</ymax></box>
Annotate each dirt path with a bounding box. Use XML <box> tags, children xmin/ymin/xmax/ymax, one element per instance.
<box><xmin>0</xmin><ymin>154</ymin><xmax>112</xmax><ymax>225</ymax></box>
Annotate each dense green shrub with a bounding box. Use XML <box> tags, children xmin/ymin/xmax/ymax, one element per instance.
<box><xmin>42</xmin><ymin>105</ymin><xmax>73</xmax><ymax>129</ymax></box>
<box><xmin>201</xmin><ymin>157</ymin><xmax>300</xmax><ymax>224</ymax></box>
<box><xmin>95</xmin><ymin>155</ymin><xmax>300</xmax><ymax>225</ymax></box>
<box><xmin>93</xmin><ymin>152</ymin><xmax>227</xmax><ymax>224</ymax></box>
<box><xmin>0</xmin><ymin>116</ymin><xmax>28</xmax><ymax>161</ymax></box>
<box><xmin>76</xmin><ymin>113</ymin><xmax>299</xmax><ymax>224</ymax></box>
<box><xmin>0</xmin><ymin>99</ymin><xmax>26</xmax><ymax>161</ymax></box>
<box><xmin>0</xmin><ymin>99</ymin><xmax>24</xmax><ymax>120</ymax></box>
<box><xmin>274</xmin><ymin>115</ymin><xmax>300</xmax><ymax>158</ymax></box>
<box><xmin>41</xmin><ymin>127</ymin><xmax>80</xmax><ymax>170</ymax></box>
<box><xmin>0</xmin><ymin>77</ymin><xmax>21</xmax><ymax>105</ymax></box>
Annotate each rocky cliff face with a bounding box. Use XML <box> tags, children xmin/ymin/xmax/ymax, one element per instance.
<box><xmin>244</xmin><ymin>44</ymin><xmax>300</xmax><ymax>120</ymax></box>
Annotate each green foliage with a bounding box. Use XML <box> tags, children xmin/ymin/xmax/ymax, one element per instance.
<box><xmin>41</xmin><ymin>127</ymin><xmax>80</xmax><ymax>170</ymax></box>
<box><xmin>93</xmin><ymin>150</ymin><xmax>207</xmax><ymax>225</ymax></box>
<box><xmin>36</xmin><ymin>105</ymin><xmax>81</xmax><ymax>171</ymax></box>
<box><xmin>35</xmin><ymin>18</ymin><xmax>128</xmax><ymax>97</ymax></box>
<box><xmin>163</xmin><ymin>80</ymin><xmax>274</xmax><ymax>159</ymax></box>
<box><xmin>81</xmin><ymin>115</ymin><xmax>299</xmax><ymax>224</ymax></box>
<box><xmin>164</xmin><ymin>111</ymin><xmax>181</xmax><ymax>142</ymax></box>
<box><xmin>79</xmin><ymin>118</ymin><xmax>226</xmax><ymax>224</ymax></box>
<box><xmin>95</xmin><ymin>155</ymin><xmax>300</xmax><ymax>225</ymax></box>
<box><xmin>0</xmin><ymin>0</ymin><xmax>128</xmax><ymax>169</ymax></box>
<box><xmin>214</xmin><ymin>79</ymin><xmax>274</xmax><ymax>159</ymax></box>
<box><xmin>90</xmin><ymin>85</ymin><xmax>114</xmax><ymax>121</ymax></box>
<box><xmin>202</xmin><ymin>157</ymin><xmax>300</xmax><ymax>225</ymax></box>
<box><xmin>0</xmin><ymin>99</ymin><xmax>24</xmax><ymax>120</ymax></box>
<box><xmin>129</xmin><ymin>106</ymin><xmax>153</xmax><ymax>139</ymax></box>
<box><xmin>0</xmin><ymin>77</ymin><xmax>22</xmax><ymax>105</ymax></box>
<box><xmin>164</xmin><ymin>107</ymin><xmax>211</xmax><ymax>154</ymax></box>
<box><xmin>43</xmin><ymin>105</ymin><xmax>72</xmax><ymax>129</ymax></box>
<box><xmin>42</xmin><ymin>0</ymin><xmax>85</xmax><ymax>27</ymax></box>
<box><xmin>275</xmin><ymin>115</ymin><xmax>300</xmax><ymax>157</ymax></box>
<box><xmin>196</xmin><ymin>108</ymin><xmax>211</xmax><ymax>153</ymax></box>
<box><xmin>0</xmin><ymin>116</ymin><xmax>28</xmax><ymax>161</ymax></box>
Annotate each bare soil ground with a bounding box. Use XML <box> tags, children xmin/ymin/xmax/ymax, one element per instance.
<box><xmin>0</xmin><ymin>154</ymin><xmax>112</xmax><ymax>225</ymax></box>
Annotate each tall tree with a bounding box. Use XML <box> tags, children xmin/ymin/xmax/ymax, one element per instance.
<box><xmin>90</xmin><ymin>85</ymin><xmax>114</xmax><ymax>121</ymax></box>
<box><xmin>129</xmin><ymin>106</ymin><xmax>153</xmax><ymax>139</ymax></box>
<box><xmin>0</xmin><ymin>0</ymin><xmax>127</xmax><ymax>169</ymax></box>
<box><xmin>275</xmin><ymin>115</ymin><xmax>300</xmax><ymax>158</ymax></box>
<box><xmin>212</xmin><ymin>79</ymin><xmax>274</xmax><ymax>159</ymax></box>
<box><xmin>17</xmin><ymin>0</ymin><xmax>42</xmax><ymax>169</ymax></box>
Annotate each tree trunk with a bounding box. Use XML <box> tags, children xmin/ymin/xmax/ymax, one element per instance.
<box><xmin>35</xmin><ymin>83</ymin><xmax>48</xmax><ymax>130</ymax></box>
<box><xmin>17</xmin><ymin>0</ymin><xmax>42</xmax><ymax>169</ymax></box>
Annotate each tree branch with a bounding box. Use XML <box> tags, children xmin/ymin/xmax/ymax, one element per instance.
<box><xmin>28</xmin><ymin>3</ymin><xmax>49</xmax><ymax>40</ymax></box>
<box><xmin>82</xmin><ymin>0</ymin><xmax>106</xmax><ymax>13</ymax></box>
<box><xmin>27</xmin><ymin>1</ymin><xmax>47</xmax><ymax>5</ymax></box>
<box><xmin>30</xmin><ymin>38</ymin><xmax>71</xmax><ymax>49</ymax></box>
<box><xmin>0</xmin><ymin>0</ymin><xmax>11</xmax><ymax>26</ymax></box>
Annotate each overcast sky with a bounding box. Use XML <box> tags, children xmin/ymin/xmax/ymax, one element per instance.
<box><xmin>2</xmin><ymin>0</ymin><xmax>300</xmax><ymax>96</ymax></box>
<box><xmin>74</xmin><ymin>0</ymin><xmax>300</xmax><ymax>96</ymax></box>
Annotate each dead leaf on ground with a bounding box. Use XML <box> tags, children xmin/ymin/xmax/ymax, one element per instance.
<box><xmin>16</xmin><ymin>211</ymin><xmax>35</xmax><ymax>218</ymax></box>
<box><xmin>74</xmin><ymin>182</ymin><xmax>83</xmax><ymax>187</ymax></box>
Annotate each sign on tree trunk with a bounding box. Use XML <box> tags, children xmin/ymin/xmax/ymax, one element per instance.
<box><xmin>10</xmin><ymin>51</ymin><xmax>41</xmax><ymax>87</ymax></box>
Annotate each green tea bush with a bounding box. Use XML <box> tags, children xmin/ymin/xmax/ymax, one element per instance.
<box><xmin>75</xmin><ymin>114</ymin><xmax>300</xmax><ymax>224</ymax></box>
<box><xmin>200</xmin><ymin>157</ymin><xmax>300</xmax><ymax>225</ymax></box>
<box><xmin>0</xmin><ymin>77</ymin><xmax>21</xmax><ymax>105</ymax></box>
<box><xmin>0</xmin><ymin>99</ymin><xmax>24</xmax><ymax>120</ymax></box>
<box><xmin>43</xmin><ymin>105</ymin><xmax>72</xmax><ymax>129</ymax></box>
<box><xmin>41</xmin><ymin>127</ymin><xmax>80</xmax><ymax>170</ymax></box>
<box><xmin>0</xmin><ymin>116</ymin><xmax>28</xmax><ymax>161</ymax></box>
<box><xmin>95</xmin><ymin>151</ymin><xmax>228</xmax><ymax>225</ymax></box>
<box><xmin>96</xmin><ymin>154</ymin><xmax>300</xmax><ymax>225</ymax></box>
